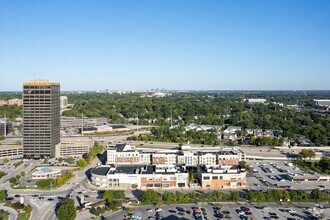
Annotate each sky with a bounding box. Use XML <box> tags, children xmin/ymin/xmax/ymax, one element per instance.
<box><xmin>0</xmin><ymin>0</ymin><xmax>330</xmax><ymax>91</ymax></box>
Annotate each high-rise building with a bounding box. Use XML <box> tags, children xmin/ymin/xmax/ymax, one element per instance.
<box><xmin>23</xmin><ymin>80</ymin><xmax>60</xmax><ymax>158</ymax></box>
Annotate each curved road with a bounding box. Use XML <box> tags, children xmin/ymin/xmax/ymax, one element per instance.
<box><xmin>0</xmin><ymin>205</ymin><xmax>18</xmax><ymax>220</ymax></box>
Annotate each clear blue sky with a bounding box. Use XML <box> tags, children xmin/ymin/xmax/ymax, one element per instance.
<box><xmin>1</xmin><ymin>0</ymin><xmax>329</xmax><ymax>91</ymax></box>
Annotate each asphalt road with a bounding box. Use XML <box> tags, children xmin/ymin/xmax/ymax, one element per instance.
<box><xmin>0</xmin><ymin>205</ymin><xmax>18</xmax><ymax>220</ymax></box>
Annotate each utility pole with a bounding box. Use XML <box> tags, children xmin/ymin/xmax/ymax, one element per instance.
<box><xmin>136</xmin><ymin>111</ymin><xmax>139</xmax><ymax>132</ymax></box>
<box><xmin>81</xmin><ymin>113</ymin><xmax>84</xmax><ymax>136</ymax></box>
<box><xmin>170</xmin><ymin>109</ymin><xmax>173</xmax><ymax>128</ymax></box>
<box><xmin>3</xmin><ymin>114</ymin><xmax>6</xmax><ymax>137</ymax></box>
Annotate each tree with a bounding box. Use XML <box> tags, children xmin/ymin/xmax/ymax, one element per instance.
<box><xmin>65</xmin><ymin>157</ymin><xmax>75</xmax><ymax>164</ymax></box>
<box><xmin>230</xmin><ymin>192</ymin><xmax>240</xmax><ymax>202</ymax></box>
<box><xmin>0</xmin><ymin>171</ymin><xmax>6</xmax><ymax>179</ymax></box>
<box><xmin>311</xmin><ymin>189</ymin><xmax>327</xmax><ymax>201</ymax></box>
<box><xmin>298</xmin><ymin>149</ymin><xmax>316</xmax><ymax>160</ymax></box>
<box><xmin>2</xmin><ymin>158</ymin><xmax>9</xmax><ymax>164</ymax></box>
<box><xmin>141</xmin><ymin>189</ymin><xmax>158</xmax><ymax>204</ymax></box>
<box><xmin>103</xmin><ymin>190</ymin><xmax>125</xmax><ymax>203</ymax></box>
<box><xmin>318</xmin><ymin>156</ymin><xmax>330</xmax><ymax>173</ymax></box>
<box><xmin>0</xmin><ymin>190</ymin><xmax>8</xmax><ymax>201</ymax></box>
<box><xmin>77</xmin><ymin>159</ymin><xmax>88</xmax><ymax>168</ymax></box>
<box><xmin>8</xmin><ymin>175</ymin><xmax>21</xmax><ymax>185</ymax></box>
<box><xmin>56</xmin><ymin>198</ymin><xmax>76</xmax><ymax>220</ymax></box>
<box><xmin>0</xmin><ymin>209</ymin><xmax>9</xmax><ymax>219</ymax></box>
<box><xmin>20</xmin><ymin>171</ymin><xmax>25</xmax><ymax>177</ymax></box>
<box><xmin>56</xmin><ymin>172</ymin><xmax>74</xmax><ymax>186</ymax></box>
<box><xmin>188</xmin><ymin>171</ymin><xmax>195</xmax><ymax>182</ymax></box>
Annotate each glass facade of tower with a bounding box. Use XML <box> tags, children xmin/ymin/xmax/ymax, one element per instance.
<box><xmin>23</xmin><ymin>81</ymin><xmax>60</xmax><ymax>158</ymax></box>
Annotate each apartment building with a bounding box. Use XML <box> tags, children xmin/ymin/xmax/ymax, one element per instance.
<box><xmin>217</xmin><ymin>151</ymin><xmax>240</xmax><ymax>166</ymax></box>
<box><xmin>152</xmin><ymin>153</ymin><xmax>177</xmax><ymax>165</ymax></box>
<box><xmin>200</xmin><ymin>165</ymin><xmax>246</xmax><ymax>189</ymax></box>
<box><xmin>177</xmin><ymin>151</ymin><xmax>199</xmax><ymax>166</ymax></box>
<box><xmin>139</xmin><ymin>153</ymin><xmax>151</xmax><ymax>164</ymax></box>
<box><xmin>198</xmin><ymin>152</ymin><xmax>217</xmax><ymax>166</ymax></box>
<box><xmin>107</xmin><ymin>144</ymin><xmax>140</xmax><ymax>165</ymax></box>
<box><xmin>106</xmin><ymin>143</ymin><xmax>243</xmax><ymax>168</ymax></box>
<box><xmin>55</xmin><ymin>138</ymin><xmax>94</xmax><ymax>158</ymax></box>
<box><xmin>91</xmin><ymin>164</ymin><xmax>188</xmax><ymax>189</ymax></box>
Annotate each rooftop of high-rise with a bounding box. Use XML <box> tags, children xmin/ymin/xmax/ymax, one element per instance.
<box><xmin>23</xmin><ymin>80</ymin><xmax>60</xmax><ymax>86</ymax></box>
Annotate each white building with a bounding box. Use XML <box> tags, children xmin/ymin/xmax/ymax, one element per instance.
<box><xmin>200</xmin><ymin>165</ymin><xmax>246</xmax><ymax>188</ymax></box>
<box><xmin>139</xmin><ymin>153</ymin><xmax>152</xmax><ymax>164</ymax></box>
<box><xmin>198</xmin><ymin>153</ymin><xmax>217</xmax><ymax>166</ymax></box>
<box><xmin>60</xmin><ymin>96</ymin><xmax>68</xmax><ymax>108</ymax></box>
<box><xmin>242</xmin><ymin>98</ymin><xmax>267</xmax><ymax>104</ymax></box>
<box><xmin>91</xmin><ymin>164</ymin><xmax>188</xmax><ymax>189</ymax></box>
<box><xmin>31</xmin><ymin>167</ymin><xmax>62</xmax><ymax>180</ymax></box>
<box><xmin>55</xmin><ymin>138</ymin><xmax>94</xmax><ymax>158</ymax></box>
<box><xmin>314</xmin><ymin>99</ymin><xmax>330</xmax><ymax>107</ymax></box>
<box><xmin>152</xmin><ymin>153</ymin><xmax>177</xmax><ymax>165</ymax></box>
<box><xmin>177</xmin><ymin>151</ymin><xmax>199</xmax><ymax>166</ymax></box>
<box><xmin>106</xmin><ymin>144</ymin><xmax>140</xmax><ymax>165</ymax></box>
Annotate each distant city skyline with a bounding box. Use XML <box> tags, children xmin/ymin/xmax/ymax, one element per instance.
<box><xmin>1</xmin><ymin>0</ymin><xmax>330</xmax><ymax>91</ymax></box>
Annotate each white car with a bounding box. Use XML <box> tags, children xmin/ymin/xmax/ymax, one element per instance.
<box><xmin>238</xmin><ymin>211</ymin><xmax>245</xmax><ymax>215</ymax></box>
<box><xmin>288</xmin><ymin>209</ymin><xmax>296</xmax><ymax>214</ymax></box>
<box><xmin>147</xmin><ymin>209</ymin><xmax>153</xmax><ymax>212</ymax></box>
<box><xmin>155</xmin><ymin>208</ymin><xmax>162</xmax><ymax>212</ymax></box>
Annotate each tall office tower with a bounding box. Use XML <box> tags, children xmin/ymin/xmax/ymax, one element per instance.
<box><xmin>23</xmin><ymin>80</ymin><xmax>60</xmax><ymax>158</ymax></box>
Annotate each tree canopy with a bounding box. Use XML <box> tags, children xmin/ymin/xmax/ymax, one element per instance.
<box><xmin>56</xmin><ymin>198</ymin><xmax>76</xmax><ymax>220</ymax></box>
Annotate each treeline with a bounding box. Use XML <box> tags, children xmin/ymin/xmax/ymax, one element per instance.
<box><xmin>141</xmin><ymin>189</ymin><xmax>240</xmax><ymax>204</ymax></box>
<box><xmin>249</xmin><ymin>136</ymin><xmax>284</xmax><ymax>146</ymax></box>
<box><xmin>140</xmin><ymin>189</ymin><xmax>329</xmax><ymax>205</ymax></box>
<box><xmin>247</xmin><ymin>189</ymin><xmax>330</xmax><ymax>202</ymax></box>
<box><xmin>129</xmin><ymin>127</ymin><xmax>219</xmax><ymax>145</ymax></box>
<box><xmin>294</xmin><ymin>156</ymin><xmax>330</xmax><ymax>174</ymax></box>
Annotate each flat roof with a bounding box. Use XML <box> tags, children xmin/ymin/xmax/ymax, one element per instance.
<box><xmin>109</xmin><ymin>165</ymin><xmax>154</xmax><ymax>175</ymax></box>
<box><xmin>200</xmin><ymin>164</ymin><xmax>242</xmax><ymax>173</ymax></box>
<box><xmin>115</xmin><ymin>144</ymin><xmax>126</xmax><ymax>152</ymax></box>
<box><xmin>24</xmin><ymin>80</ymin><xmax>59</xmax><ymax>86</ymax></box>
<box><xmin>91</xmin><ymin>167</ymin><xmax>110</xmax><ymax>176</ymax></box>
<box><xmin>111</xmin><ymin>125</ymin><xmax>127</xmax><ymax>129</ymax></box>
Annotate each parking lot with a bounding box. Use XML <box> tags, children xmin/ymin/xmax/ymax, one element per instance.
<box><xmin>106</xmin><ymin>203</ymin><xmax>329</xmax><ymax>220</ymax></box>
<box><xmin>0</xmin><ymin>164</ymin><xmax>15</xmax><ymax>172</ymax></box>
<box><xmin>247</xmin><ymin>161</ymin><xmax>330</xmax><ymax>190</ymax></box>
